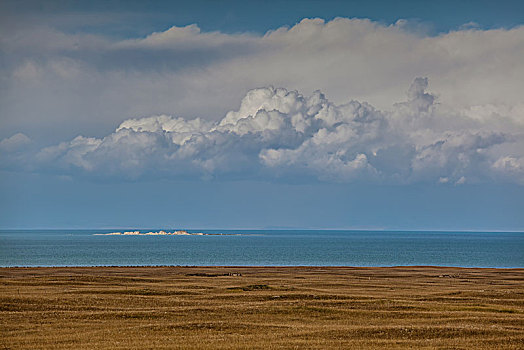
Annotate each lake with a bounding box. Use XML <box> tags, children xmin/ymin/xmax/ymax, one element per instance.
<box><xmin>0</xmin><ymin>229</ymin><xmax>522</xmax><ymax>267</ymax></box>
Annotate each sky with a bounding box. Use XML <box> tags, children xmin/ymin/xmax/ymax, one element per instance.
<box><xmin>0</xmin><ymin>0</ymin><xmax>523</xmax><ymax>230</ymax></box>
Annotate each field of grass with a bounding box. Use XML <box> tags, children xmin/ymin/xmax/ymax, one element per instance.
<box><xmin>1</xmin><ymin>266</ymin><xmax>523</xmax><ymax>349</ymax></box>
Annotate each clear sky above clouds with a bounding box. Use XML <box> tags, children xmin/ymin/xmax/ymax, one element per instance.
<box><xmin>1</xmin><ymin>0</ymin><xmax>523</xmax><ymax>230</ymax></box>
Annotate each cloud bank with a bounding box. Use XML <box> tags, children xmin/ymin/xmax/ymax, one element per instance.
<box><xmin>1</xmin><ymin>18</ymin><xmax>524</xmax><ymax>144</ymax></box>
<box><xmin>1</xmin><ymin>17</ymin><xmax>523</xmax><ymax>184</ymax></box>
<box><xmin>3</xmin><ymin>78</ymin><xmax>523</xmax><ymax>184</ymax></box>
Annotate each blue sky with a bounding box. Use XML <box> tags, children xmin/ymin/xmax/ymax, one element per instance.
<box><xmin>4</xmin><ymin>0</ymin><xmax>523</xmax><ymax>35</ymax></box>
<box><xmin>0</xmin><ymin>0</ymin><xmax>523</xmax><ymax>230</ymax></box>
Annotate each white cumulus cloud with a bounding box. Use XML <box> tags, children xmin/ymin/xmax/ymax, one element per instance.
<box><xmin>2</xmin><ymin>78</ymin><xmax>523</xmax><ymax>184</ymax></box>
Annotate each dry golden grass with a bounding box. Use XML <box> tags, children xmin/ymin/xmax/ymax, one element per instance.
<box><xmin>1</xmin><ymin>266</ymin><xmax>523</xmax><ymax>349</ymax></box>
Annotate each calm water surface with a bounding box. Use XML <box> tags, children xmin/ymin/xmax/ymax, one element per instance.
<box><xmin>0</xmin><ymin>230</ymin><xmax>522</xmax><ymax>267</ymax></box>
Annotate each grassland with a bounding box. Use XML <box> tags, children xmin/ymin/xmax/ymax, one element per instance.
<box><xmin>1</xmin><ymin>266</ymin><xmax>523</xmax><ymax>349</ymax></box>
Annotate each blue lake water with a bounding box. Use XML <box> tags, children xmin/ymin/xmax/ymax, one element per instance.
<box><xmin>0</xmin><ymin>230</ymin><xmax>522</xmax><ymax>267</ymax></box>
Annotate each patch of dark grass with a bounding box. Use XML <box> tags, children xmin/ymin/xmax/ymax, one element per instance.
<box><xmin>70</xmin><ymin>288</ymin><xmax>197</xmax><ymax>296</ymax></box>
<box><xmin>228</xmin><ymin>284</ymin><xmax>271</xmax><ymax>291</ymax></box>
<box><xmin>186</xmin><ymin>273</ymin><xmax>242</xmax><ymax>277</ymax></box>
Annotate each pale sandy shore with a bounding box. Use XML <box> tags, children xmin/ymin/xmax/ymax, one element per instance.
<box><xmin>1</xmin><ymin>266</ymin><xmax>523</xmax><ymax>349</ymax></box>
